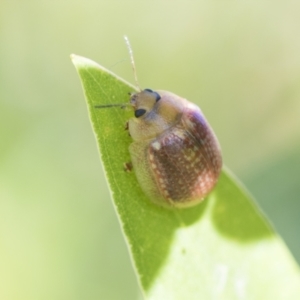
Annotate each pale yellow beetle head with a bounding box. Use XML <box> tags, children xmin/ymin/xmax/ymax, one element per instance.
<box><xmin>128</xmin><ymin>89</ymin><xmax>188</xmax><ymax>141</ymax></box>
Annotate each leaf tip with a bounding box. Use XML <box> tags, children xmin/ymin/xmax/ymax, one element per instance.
<box><xmin>70</xmin><ymin>53</ymin><xmax>77</xmax><ymax>61</ymax></box>
<box><xmin>70</xmin><ymin>54</ymin><xmax>85</xmax><ymax>67</ymax></box>
<box><xmin>70</xmin><ymin>54</ymin><xmax>101</xmax><ymax>70</ymax></box>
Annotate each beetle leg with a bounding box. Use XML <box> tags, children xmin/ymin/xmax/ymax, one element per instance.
<box><xmin>124</xmin><ymin>121</ymin><xmax>129</xmax><ymax>131</ymax></box>
<box><xmin>123</xmin><ymin>162</ymin><xmax>133</xmax><ymax>172</ymax></box>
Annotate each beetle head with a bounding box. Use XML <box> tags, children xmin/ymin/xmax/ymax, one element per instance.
<box><xmin>128</xmin><ymin>89</ymin><xmax>187</xmax><ymax>141</ymax></box>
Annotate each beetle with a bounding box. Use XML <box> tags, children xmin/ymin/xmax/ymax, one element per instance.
<box><xmin>96</xmin><ymin>37</ymin><xmax>222</xmax><ymax>208</ymax></box>
<box><xmin>127</xmin><ymin>88</ymin><xmax>222</xmax><ymax>208</ymax></box>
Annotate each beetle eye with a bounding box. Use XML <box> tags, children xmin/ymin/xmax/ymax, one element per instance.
<box><xmin>135</xmin><ymin>109</ymin><xmax>147</xmax><ymax>118</ymax></box>
<box><xmin>154</xmin><ymin>92</ymin><xmax>161</xmax><ymax>102</ymax></box>
<box><xmin>144</xmin><ymin>88</ymin><xmax>153</xmax><ymax>93</ymax></box>
<box><xmin>144</xmin><ymin>88</ymin><xmax>161</xmax><ymax>102</ymax></box>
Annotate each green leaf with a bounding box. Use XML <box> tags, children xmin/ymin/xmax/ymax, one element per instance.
<box><xmin>71</xmin><ymin>54</ymin><xmax>300</xmax><ymax>299</ymax></box>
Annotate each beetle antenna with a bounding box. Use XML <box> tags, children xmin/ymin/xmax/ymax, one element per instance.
<box><xmin>94</xmin><ymin>103</ymin><xmax>129</xmax><ymax>109</ymax></box>
<box><xmin>124</xmin><ymin>36</ymin><xmax>141</xmax><ymax>91</ymax></box>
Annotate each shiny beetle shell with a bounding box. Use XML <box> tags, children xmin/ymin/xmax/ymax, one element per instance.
<box><xmin>128</xmin><ymin>89</ymin><xmax>222</xmax><ymax>208</ymax></box>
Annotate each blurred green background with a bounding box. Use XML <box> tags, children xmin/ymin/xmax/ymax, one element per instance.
<box><xmin>1</xmin><ymin>1</ymin><xmax>299</xmax><ymax>299</ymax></box>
